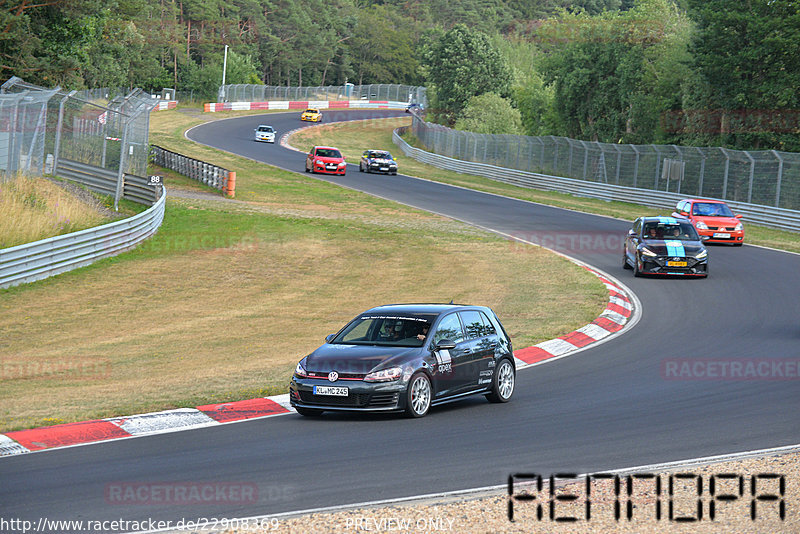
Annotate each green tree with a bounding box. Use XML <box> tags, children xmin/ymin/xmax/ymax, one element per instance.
<box><xmin>536</xmin><ymin>0</ymin><xmax>692</xmax><ymax>143</ymax></box>
<box><xmin>423</xmin><ymin>24</ymin><xmax>512</xmax><ymax>123</ymax></box>
<box><xmin>684</xmin><ymin>0</ymin><xmax>800</xmax><ymax>150</ymax></box>
<box><xmin>454</xmin><ymin>92</ymin><xmax>523</xmax><ymax>134</ymax></box>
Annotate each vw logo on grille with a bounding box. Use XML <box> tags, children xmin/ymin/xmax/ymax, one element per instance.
<box><xmin>673</xmin><ymin>257</ymin><xmax>681</xmax><ymax>261</ymax></box>
<box><xmin>328</xmin><ymin>371</ymin><xmax>339</xmax><ymax>382</ymax></box>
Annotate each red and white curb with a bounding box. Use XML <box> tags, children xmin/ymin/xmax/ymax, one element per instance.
<box><xmin>0</xmin><ymin>396</ymin><xmax>293</xmax><ymax>457</ymax></box>
<box><xmin>514</xmin><ymin>266</ymin><xmax>637</xmax><ymax>370</ymax></box>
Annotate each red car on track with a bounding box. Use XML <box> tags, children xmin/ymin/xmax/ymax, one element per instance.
<box><xmin>672</xmin><ymin>199</ymin><xmax>744</xmax><ymax>245</ymax></box>
<box><xmin>305</xmin><ymin>146</ymin><xmax>347</xmax><ymax>175</ymax></box>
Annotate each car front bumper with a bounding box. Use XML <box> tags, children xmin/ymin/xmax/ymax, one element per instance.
<box><xmin>289</xmin><ymin>377</ymin><xmax>407</xmax><ymax>412</ymax></box>
<box><xmin>697</xmin><ymin>228</ymin><xmax>744</xmax><ymax>243</ymax></box>
<box><xmin>640</xmin><ymin>255</ymin><xmax>708</xmax><ymax>276</ymax></box>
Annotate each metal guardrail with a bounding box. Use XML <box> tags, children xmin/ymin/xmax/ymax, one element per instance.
<box><xmin>0</xmin><ymin>187</ymin><xmax>166</xmax><ymax>289</ymax></box>
<box><xmin>150</xmin><ymin>145</ymin><xmax>230</xmax><ymax>191</ymax></box>
<box><xmin>55</xmin><ymin>158</ymin><xmax>157</xmax><ymax>205</ymax></box>
<box><xmin>393</xmin><ymin>128</ymin><xmax>800</xmax><ymax>232</ymax></box>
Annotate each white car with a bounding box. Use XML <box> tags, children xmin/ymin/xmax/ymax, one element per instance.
<box><xmin>254</xmin><ymin>125</ymin><xmax>276</xmax><ymax>143</ymax></box>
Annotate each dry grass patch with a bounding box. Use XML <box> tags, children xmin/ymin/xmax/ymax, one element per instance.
<box><xmin>0</xmin><ymin>176</ymin><xmax>108</xmax><ymax>248</ymax></box>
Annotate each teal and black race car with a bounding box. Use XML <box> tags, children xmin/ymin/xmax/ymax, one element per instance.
<box><xmin>623</xmin><ymin>216</ymin><xmax>709</xmax><ymax>277</ymax></box>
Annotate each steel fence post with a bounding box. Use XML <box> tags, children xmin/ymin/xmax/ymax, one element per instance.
<box><xmin>613</xmin><ymin>144</ymin><xmax>622</xmax><ymax>184</ymax></box>
<box><xmin>53</xmin><ymin>90</ymin><xmax>76</xmax><ymax>175</ymax></box>
<box><xmin>745</xmin><ymin>151</ymin><xmax>755</xmax><ymax>204</ymax></box>
<box><xmin>696</xmin><ymin>147</ymin><xmax>705</xmax><ymax>196</ymax></box>
<box><xmin>631</xmin><ymin>145</ymin><xmax>640</xmax><ymax>188</ymax></box>
<box><xmin>580</xmin><ymin>140</ymin><xmax>589</xmax><ymax>179</ymax></box>
<box><xmin>772</xmin><ymin>150</ymin><xmax>784</xmax><ymax>207</ymax></box>
<box><xmin>721</xmin><ymin>147</ymin><xmax>730</xmax><ymax>199</ymax></box>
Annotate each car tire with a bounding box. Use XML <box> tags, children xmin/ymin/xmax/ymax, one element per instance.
<box><xmin>295</xmin><ymin>406</ymin><xmax>323</xmax><ymax>417</ymax></box>
<box><xmin>305</xmin><ymin>165</ymin><xmax>310</xmax><ymax>173</ymax></box>
<box><xmin>404</xmin><ymin>372</ymin><xmax>432</xmax><ymax>418</ymax></box>
<box><xmin>633</xmin><ymin>255</ymin><xmax>642</xmax><ymax>277</ymax></box>
<box><xmin>486</xmin><ymin>358</ymin><xmax>515</xmax><ymax>403</ymax></box>
<box><xmin>359</xmin><ymin>163</ymin><xmax>364</xmax><ymax>172</ymax></box>
<box><xmin>623</xmin><ymin>252</ymin><xmax>632</xmax><ymax>269</ymax></box>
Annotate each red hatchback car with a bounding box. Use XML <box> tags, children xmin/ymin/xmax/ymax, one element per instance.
<box><xmin>305</xmin><ymin>146</ymin><xmax>346</xmax><ymax>175</ymax></box>
<box><xmin>672</xmin><ymin>199</ymin><xmax>744</xmax><ymax>245</ymax></box>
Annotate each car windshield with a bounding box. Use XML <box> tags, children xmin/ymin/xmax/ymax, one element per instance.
<box><xmin>642</xmin><ymin>221</ymin><xmax>700</xmax><ymax>241</ymax></box>
<box><xmin>315</xmin><ymin>148</ymin><xmax>342</xmax><ymax>158</ymax></box>
<box><xmin>331</xmin><ymin>314</ymin><xmax>436</xmax><ymax>347</ymax></box>
<box><xmin>692</xmin><ymin>202</ymin><xmax>734</xmax><ymax>217</ymax></box>
<box><xmin>258</xmin><ymin>126</ymin><xmax>273</xmax><ymax>132</ymax></box>
<box><xmin>370</xmin><ymin>151</ymin><xmax>392</xmax><ymax>159</ymax></box>
<box><xmin>304</xmin><ymin>109</ymin><xmax>318</xmax><ymax>114</ymax></box>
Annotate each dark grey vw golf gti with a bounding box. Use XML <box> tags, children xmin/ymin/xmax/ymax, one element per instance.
<box><xmin>289</xmin><ymin>304</ymin><xmax>515</xmax><ymax>418</ymax></box>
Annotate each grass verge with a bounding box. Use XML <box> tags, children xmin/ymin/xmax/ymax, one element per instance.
<box><xmin>0</xmin><ymin>108</ymin><xmax>607</xmax><ymax>432</ymax></box>
<box><xmin>0</xmin><ymin>176</ymin><xmax>112</xmax><ymax>248</ymax></box>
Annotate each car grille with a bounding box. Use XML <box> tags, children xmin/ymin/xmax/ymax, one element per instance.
<box><xmin>368</xmin><ymin>393</ymin><xmax>399</xmax><ymax>408</ymax></box>
<box><xmin>707</xmin><ymin>226</ymin><xmax>735</xmax><ymax>231</ymax></box>
<box><xmin>299</xmin><ymin>391</ymin><xmax>369</xmax><ymax>407</ymax></box>
<box><xmin>298</xmin><ymin>391</ymin><xmax>398</xmax><ymax>408</ymax></box>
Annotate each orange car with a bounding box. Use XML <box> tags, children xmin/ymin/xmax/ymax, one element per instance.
<box><xmin>672</xmin><ymin>199</ymin><xmax>744</xmax><ymax>246</ymax></box>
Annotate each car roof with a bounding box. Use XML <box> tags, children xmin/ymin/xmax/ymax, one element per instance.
<box><xmin>362</xmin><ymin>303</ymin><xmax>483</xmax><ymax>316</ymax></box>
<box><xmin>314</xmin><ymin>145</ymin><xmax>339</xmax><ymax>151</ymax></box>
<box><xmin>682</xmin><ymin>198</ymin><xmax>728</xmax><ymax>204</ymax></box>
<box><xmin>257</xmin><ymin>124</ymin><xmax>273</xmax><ymax>128</ymax></box>
<box><xmin>639</xmin><ymin>216</ymin><xmax>686</xmax><ymax>223</ymax></box>
<box><xmin>305</xmin><ymin>108</ymin><xmax>320</xmax><ymax>112</ymax></box>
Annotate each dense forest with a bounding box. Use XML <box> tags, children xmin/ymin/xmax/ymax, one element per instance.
<box><xmin>2</xmin><ymin>0</ymin><xmax>798</xmax><ymax>150</ymax></box>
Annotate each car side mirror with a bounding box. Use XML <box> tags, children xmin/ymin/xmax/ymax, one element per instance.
<box><xmin>627</xmin><ymin>229</ymin><xmax>636</xmax><ymax>237</ymax></box>
<box><xmin>680</xmin><ymin>211</ymin><xmax>689</xmax><ymax>217</ymax></box>
<box><xmin>735</xmin><ymin>214</ymin><xmax>743</xmax><ymax>219</ymax></box>
<box><xmin>325</xmin><ymin>334</ymin><xmax>336</xmax><ymax>343</ymax></box>
<box><xmin>700</xmin><ymin>236</ymin><xmax>710</xmax><ymax>242</ymax></box>
<box><xmin>433</xmin><ymin>339</ymin><xmax>456</xmax><ymax>351</ymax></box>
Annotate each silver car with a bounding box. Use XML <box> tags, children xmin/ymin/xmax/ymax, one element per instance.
<box><xmin>254</xmin><ymin>124</ymin><xmax>276</xmax><ymax>143</ymax></box>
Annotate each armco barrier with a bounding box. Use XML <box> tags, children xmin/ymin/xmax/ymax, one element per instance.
<box><xmin>392</xmin><ymin>128</ymin><xmax>800</xmax><ymax>232</ymax></box>
<box><xmin>0</xmin><ymin>187</ymin><xmax>166</xmax><ymax>289</ymax></box>
<box><xmin>204</xmin><ymin>100</ymin><xmax>409</xmax><ymax>112</ymax></box>
<box><xmin>55</xmin><ymin>159</ymin><xmax>158</xmax><ymax>205</ymax></box>
<box><xmin>149</xmin><ymin>145</ymin><xmax>234</xmax><ymax>196</ymax></box>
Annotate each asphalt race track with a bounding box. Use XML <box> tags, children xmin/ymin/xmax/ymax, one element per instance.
<box><xmin>2</xmin><ymin>110</ymin><xmax>799</xmax><ymax>531</ymax></box>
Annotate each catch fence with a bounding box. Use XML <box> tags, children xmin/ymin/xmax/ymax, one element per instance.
<box><xmin>410</xmin><ymin>116</ymin><xmax>800</xmax><ymax>211</ymax></box>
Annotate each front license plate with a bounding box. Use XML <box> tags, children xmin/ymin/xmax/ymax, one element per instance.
<box><xmin>713</xmin><ymin>232</ymin><xmax>730</xmax><ymax>238</ymax></box>
<box><xmin>666</xmin><ymin>261</ymin><xmax>687</xmax><ymax>267</ymax></box>
<box><xmin>313</xmin><ymin>386</ymin><xmax>349</xmax><ymax>397</ymax></box>
<box><xmin>326</xmin><ymin>165</ymin><xmax>337</xmax><ymax>170</ymax></box>
<box><xmin>380</xmin><ymin>167</ymin><xmax>388</xmax><ymax>171</ymax></box>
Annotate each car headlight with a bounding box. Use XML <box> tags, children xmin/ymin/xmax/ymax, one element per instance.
<box><xmin>640</xmin><ymin>247</ymin><xmax>658</xmax><ymax>257</ymax></box>
<box><xmin>315</xmin><ymin>159</ymin><xmax>323</xmax><ymax>165</ymax></box>
<box><xmin>364</xmin><ymin>366</ymin><xmax>403</xmax><ymax>383</ymax></box>
<box><xmin>695</xmin><ymin>221</ymin><xmax>709</xmax><ymax>230</ymax></box>
<box><xmin>695</xmin><ymin>249</ymin><xmax>708</xmax><ymax>260</ymax></box>
<box><xmin>295</xmin><ymin>360</ymin><xmax>308</xmax><ymax>378</ymax></box>
<box><xmin>338</xmin><ymin>162</ymin><xmax>346</xmax><ymax>167</ymax></box>
<box><xmin>734</xmin><ymin>223</ymin><xmax>743</xmax><ymax>231</ymax></box>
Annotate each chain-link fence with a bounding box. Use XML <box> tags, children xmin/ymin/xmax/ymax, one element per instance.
<box><xmin>220</xmin><ymin>84</ymin><xmax>426</xmax><ymax>105</ymax></box>
<box><xmin>0</xmin><ymin>77</ymin><xmax>156</xmax><ymax>182</ymax></box>
<box><xmin>411</xmin><ymin>116</ymin><xmax>800</xmax><ymax>211</ymax></box>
